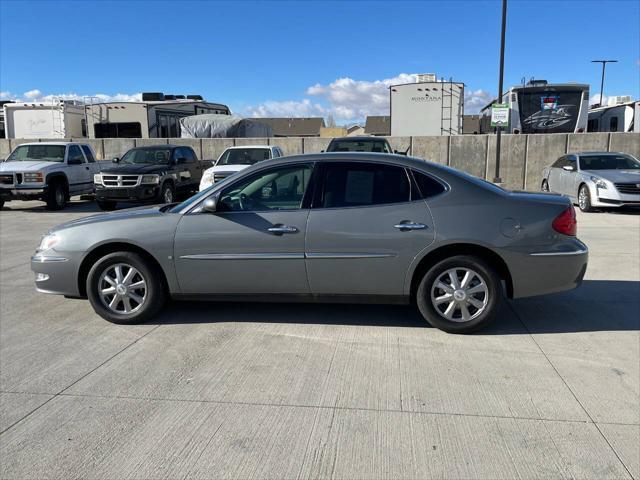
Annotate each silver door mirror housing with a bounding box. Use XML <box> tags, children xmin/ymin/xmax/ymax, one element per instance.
<box><xmin>202</xmin><ymin>197</ymin><xmax>217</xmax><ymax>213</ymax></box>
<box><xmin>562</xmin><ymin>165</ymin><xmax>575</xmax><ymax>172</ymax></box>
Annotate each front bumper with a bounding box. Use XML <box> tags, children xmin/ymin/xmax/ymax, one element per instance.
<box><xmin>95</xmin><ymin>184</ymin><xmax>160</xmax><ymax>202</ymax></box>
<box><xmin>0</xmin><ymin>185</ymin><xmax>47</xmax><ymax>201</ymax></box>
<box><xmin>502</xmin><ymin>239</ymin><xmax>588</xmax><ymax>298</ymax></box>
<box><xmin>31</xmin><ymin>253</ymin><xmax>82</xmax><ymax>297</ymax></box>
<box><xmin>589</xmin><ymin>184</ymin><xmax>640</xmax><ymax>208</ymax></box>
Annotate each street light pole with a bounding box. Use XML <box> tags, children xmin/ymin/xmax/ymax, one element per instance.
<box><xmin>591</xmin><ymin>60</ymin><xmax>617</xmax><ymax>107</ymax></box>
<box><xmin>494</xmin><ymin>0</ymin><xmax>507</xmax><ymax>184</ymax></box>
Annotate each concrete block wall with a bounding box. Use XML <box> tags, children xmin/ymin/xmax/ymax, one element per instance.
<box><xmin>1</xmin><ymin>133</ymin><xmax>638</xmax><ymax>191</ymax></box>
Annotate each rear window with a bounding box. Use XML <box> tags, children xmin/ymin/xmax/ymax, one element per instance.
<box><xmin>327</xmin><ymin>140</ymin><xmax>392</xmax><ymax>153</ymax></box>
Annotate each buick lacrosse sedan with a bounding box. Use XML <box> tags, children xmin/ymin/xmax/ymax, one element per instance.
<box><xmin>32</xmin><ymin>153</ymin><xmax>588</xmax><ymax>333</ymax></box>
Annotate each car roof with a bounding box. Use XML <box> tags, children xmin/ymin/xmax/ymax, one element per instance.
<box><xmin>573</xmin><ymin>151</ymin><xmax>628</xmax><ymax>156</ymax></box>
<box><xmin>14</xmin><ymin>142</ymin><xmax>84</xmax><ymax>147</ymax></box>
<box><xmin>329</xmin><ymin>136</ymin><xmax>389</xmax><ymax>143</ymax></box>
<box><xmin>224</xmin><ymin>145</ymin><xmax>272</xmax><ymax>150</ymax></box>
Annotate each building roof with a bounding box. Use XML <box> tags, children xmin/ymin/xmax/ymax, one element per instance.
<box><xmin>255</xmin><ymin>117</ymin><xmax>326</xmax><ymax>136</ymax></box>
<box><xmin>364</xmin><ymin>116</ymin><xmax>390</xmax><ymax>136</ymax></box>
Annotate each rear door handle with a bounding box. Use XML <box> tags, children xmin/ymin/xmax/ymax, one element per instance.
<box><xmin>268</xmin><ymin>225</ymin><xmax>299</xmax><ymax>235</ymax></box>
<box><xmin>394</xmin><ymin>221</ymin><xmax>427</xmax><ymax>231</ymax></box>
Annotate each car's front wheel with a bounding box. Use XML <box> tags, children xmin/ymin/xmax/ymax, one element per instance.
<box><xmin>86</xmin><ymin>251</ymin><xmax>166</xmax><ymax>324</ymax></box>
<box><xmin>541</xmin><ymin>179</ymin><xmax>550</xmax><ymax>192</ymax></box>
<box><xmin>578</xmin><ymin>184</ymin><xmax>593</xmax><ymax>212</ymax></box>
<box><xmin>45</xmin><ymin>181</ymin><xmax>67</xmax><ymax>210</ymax></box>
<box><xmin>416</xmin><ymin>255</ymin><xmax>501</xmax><ymax>333</ymax></box>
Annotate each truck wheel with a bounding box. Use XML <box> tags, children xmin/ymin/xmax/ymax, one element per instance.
<box><xmin>0</xmin><ymin>199</ymin><xmax>4</xmax><ymax>210</ymax></box>
<box><xmin>45</xmin><ymin>181</ymin><xmax>67</xmax><ymax>210</ymax></box>
<box><xmin>160</xmin><ymin>182</ymin><xmax>175</xmax><ymax>203</ymax></box>
<box><xmin>416</xmin><ymin>255</ymin><xmax>501</xmax><ymax>334</ymax></box>
<box><xmin>86</xmin><ymin>251</ymin><xmax>166</xmax><ymax>324</ymax></box>
<box><xmin>97</xmin><ymin>200</ymin><xmax>117</xmax><ymax>211</ymax></box>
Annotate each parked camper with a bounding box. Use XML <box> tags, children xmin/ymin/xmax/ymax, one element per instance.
<box><xmin>85</xmin><ymin>93</ymin><xmax>231</xmax><ymax>139</ymax></box>
<box><xmin>480</xmin><ymin>80</ymin><xmax>589</xmax><ymax>134</ymax></box>
<box><xmin>588</xmin><ymin>98</ymin><xmax>639</xmax><ymax>133</ymax></box>
<box><xmin>3</xmin><ymin>100</ymin><xmax>86</xmax><ymax>139</ymax></box>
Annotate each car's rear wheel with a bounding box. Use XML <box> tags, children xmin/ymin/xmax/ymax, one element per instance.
<box><xmin>416</xmin><ymin>255</ymin><xmax>501</xmax><ymax>333</ymax></box>
<box><xmin>97</xmin><ymin>200</ymin><xmax>117</xmax><ymax>211</ymax></box>
<box><xmin>541</xmin><ymin>179</ymin><xmax>549</xmax><ymax>192</ymax></box>
<box><xmin>86</xmin><ymin>252</ymin><xmax>166</xmax><ymax>324</ymax></box>
<box><xmin>45</xmin><ymin>180</ymin><xmax>67</xmax><ymax>210</ymax></box>
<box><xmin>578</xmin><ymin>184</ymin><xmax>593</xmax><ymax>212</ymax></box>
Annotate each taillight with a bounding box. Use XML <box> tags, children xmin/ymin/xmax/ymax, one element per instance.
<box><xmin>552</xmin><ymin>206</ymin><xmax>577</xmax><ymax>236</ymax></box>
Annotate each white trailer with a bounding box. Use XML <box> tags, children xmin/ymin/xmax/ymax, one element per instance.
<box><xmin>3</xmin><ymin>100</ymin><xmax>86</xmax><ymax>139</ymax></box>
<box><xmin>588</xmin><ymin>99</ymin><xmax>639</xmax><ymax>133</ymax></box>
<box><xmin>390</xmin><ymin>79</ymin><xmax>464</xmax><ymax>136</ymax></box>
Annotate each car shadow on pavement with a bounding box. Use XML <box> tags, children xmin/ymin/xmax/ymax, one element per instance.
<box><xmin>150</xmin><ymin>280</ymin><xmax>639</xmax><ymax>335</ymax></box>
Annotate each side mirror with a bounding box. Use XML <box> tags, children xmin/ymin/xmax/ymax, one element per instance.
<box><xmin>68</xmin><ymin>158</ymin><xmax>82</xmax><ymax>165</ymax></box>
<box><xmin>202</xmin><ymin>196</ymin><xmax>218</xmax><ymax>213</ymax></box>
<box><xmin>562</xmin><ymin>165</ymin><xmax>575</xmax><ymax>172</ymax></box>
<box><xmin>112</xmin><ymin>157</ymin><xmax>120</xmax><ymax>163</ymax></box>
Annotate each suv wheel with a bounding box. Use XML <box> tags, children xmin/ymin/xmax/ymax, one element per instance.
<box><xmin>160</xmin><ymin>182</ymin><xmax>174</xmax><ymax>203</ymax></box>
<box><xmin>97</xmin><ymin>200</ymin><xmax>117</xmax><ymax>211</ymax></box>
<box><xmin>416</xmin><ymin>255</ymin><xmax>501</xmax><ymax>333</ymax></box>
<box><xmin>86</xmin><ymin>252</ymin><xmax>166</xmax><ymax>324</ymax></box>
<box><xmin>45</xmin><ymin>181</ymin><xmax>67</xmax><ymax>210</ymax></box>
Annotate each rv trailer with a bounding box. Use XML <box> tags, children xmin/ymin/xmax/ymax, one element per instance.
<box><xmin>588</xmin><ymin>97</ymin><xmax>639</xmax><ymax>133</ymax></box>
<box><xmin>480</xmin><ymin>80</ymin><xmax>589</xmax><ymax>134</ymax></box>
<box><xmin>3</xmin><ymin>100</ymin><xmax>86</xmax><ymax>139</ymax></box>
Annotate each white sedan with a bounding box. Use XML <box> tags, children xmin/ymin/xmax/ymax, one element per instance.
<box><xmin>199</xmin><ymin>145</ymin><xmax>283</xmax><ymax>191</ymax></box>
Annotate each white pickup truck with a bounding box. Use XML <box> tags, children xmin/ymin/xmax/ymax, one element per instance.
<box><xmin>0</xmin><ymin>142</ymin><xmax>106</xmax><ymax>210</ymax></box>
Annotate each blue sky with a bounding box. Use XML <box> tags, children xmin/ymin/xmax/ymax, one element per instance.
<box><xmin>1</xmin><ymin>0</ymin><xmax>638</xmax><ymax>123</ymax></box>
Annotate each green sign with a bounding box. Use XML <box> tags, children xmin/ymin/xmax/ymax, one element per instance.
<box><xmin>491</xmin><ymin>103</ymin><xmax>510</xmax><ymax>127</ymax></box>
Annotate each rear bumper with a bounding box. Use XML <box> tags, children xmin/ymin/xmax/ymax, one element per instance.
<box><xmin>502</xmin><ymin>239</ymin><xmax>588</xmax><ymax>298</ymax></box>
<box><xmin>95</xmin><ymin>184</ymin><xmax>160</xmax><ymax>202</ymax></box>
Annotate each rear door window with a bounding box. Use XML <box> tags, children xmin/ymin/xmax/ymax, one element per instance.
<box><xmin>80</xmin><ymin>145</ymin><xmax>96</xmax><ymax>163</ymax></box>
<box><xmin>315</xmin><ymin>162</ymin><xmax>410</xmax><ymax>208</ymax></box>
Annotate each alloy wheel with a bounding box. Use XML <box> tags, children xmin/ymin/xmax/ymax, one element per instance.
<box><xmin>98</xmin><ymin>263</ymin><xmax>147</xmax><ymax>314</ymax></box>
<box><xmin>430</xmin><ymin>268</ymin><xmax>489</xmax><ymax>322</ymax></box>
<box><xmin>578</xmin><ymin>187</ymin><xmax>588</xmax><ymax>210</ymax></box>
<box><xmin>164</xmin><ymin>187</ymin><xmax>173</xmax><ymax>203</ymax></box>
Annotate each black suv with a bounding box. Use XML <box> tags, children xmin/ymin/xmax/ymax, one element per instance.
<box><xmin>95</xmin><ymin>145</ymin><xmax>204</xmax><ymax>210</ymax></box>
<box><xmin>326</xmin><ymin>136</ymin><xmax>406</xmax><ymax>154</ymax></box>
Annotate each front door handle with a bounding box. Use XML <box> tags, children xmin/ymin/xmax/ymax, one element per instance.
<box><xmin>268</xmin><ymin>225</ymin><xmax>299</xmax><ymax>235</ymax></box>
<box><xmin>394</xmin><ymin>221</ymin><xmax>427</xmax><ymax>231</ymax></box>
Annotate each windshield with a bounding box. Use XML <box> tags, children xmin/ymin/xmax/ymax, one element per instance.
<box><xmin>217</xmin><ymin>148</ymin><xmax>270</xmax><ymax>166</ymax></box>
<box><xmin>327</xmin><ymin>140</ymin><xmax>392</xmax><ymax>153</ymax></box>
<box><xmin>579</xmin><ymin>154</ymin><xmax>640</xmax><ymax>170</ymax></box>
<box><xmin>6</xmin><ymin>145</ymin><xmax>66</xmax><ymax>162</ymax></box>
<box><xmin>120</xmin><ymin>148</ymin><xmax>172</xmax><ymax>165</ymax></box>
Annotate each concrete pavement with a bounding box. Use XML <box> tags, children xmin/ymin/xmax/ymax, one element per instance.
<box><xmin>1</xmin><ymin>199</ymin><xmax>638</xmax><ymax>479</ymax></box>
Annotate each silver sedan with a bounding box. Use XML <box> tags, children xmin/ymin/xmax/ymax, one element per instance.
<box><xmin>32</xmin><ymin>153</ymin><xmax>588</xmax><ymax>333</ymax></box>
<box><xmin>542</xmin><ymin>151</ymin><xmax>640</xmax><ymax>212</ymax></box>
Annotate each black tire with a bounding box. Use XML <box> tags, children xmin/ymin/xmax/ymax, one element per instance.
<box><xmin>416</xmin><ymin>255</ymin><xmax>501</xmax><ymax>334</ymax></box>
<box><xmin>45</xmin><ymin>180</ymin><xmax>67</xmax><ymax>210</ymax></box>
<box><xmin>86</xmin><ymin>251</ymin><xmax>166</xmax><ymax>324</ymax></box>
<box><xmin>0</xmin><ymin>199</ymin><xmax>4</xmax><ymax>210</ymax></box>
<box><xmin>159</xmin><ymin>182</ymin><xmax>175</xmax><ymax>204</ymax></box>
<box><xmin>578</xmin><ymin>184</ymin><xmax>593</xmax><ymax>212</ymax></box>
<box><xmin>541</xmin><ymin>179</ymin><xmax>549</xmax><ymax>192</ymax></box>
<box><xmin>97</xmin><ymin>200</ymin><xmax>117</xmax><ymax>211</ymax></box>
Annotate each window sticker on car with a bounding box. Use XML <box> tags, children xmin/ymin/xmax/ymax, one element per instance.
<box><xmin>345</xmin><ymin>171</ymin><xmax>374</xmax><ymax>204</ymax></box>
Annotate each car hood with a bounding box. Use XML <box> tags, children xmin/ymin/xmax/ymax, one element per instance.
<box><xmin>583</xmin><ymin>169</ymin><xmax>640</xmax><ymax>183</ymax></box>
<box><xmin>0</xmin><ymin>160</ymin><xmax>59</xmax><ymax>172</ymax></box>
<box><xmin>101</xmin><ymin>163</ymin><xmax>171</xmax><ymax>175</ymax></box>
<box><xmin>205</xmin><ymin>164</ymin><xmax>250</xmax><ymax>175</ymax></box>
<box><xmin>51</xmin><ymin>204</ymin><xmax>172</xmax><ymax>232</ymax></box>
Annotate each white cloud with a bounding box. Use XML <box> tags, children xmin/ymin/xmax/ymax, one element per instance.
<box><xmin>0</xmin><ymin>89</ymin><xmax>142</xmax><ymax>103</ymax></box>
<box><xmin>244</xmin><ymin>74</ymin><xmax>495</xmax><ymax>122</ymax></box>
<box><xmin>464</xmin><ymin>89</ymin><xmax>494</xmax><ymax>114</ymax></box>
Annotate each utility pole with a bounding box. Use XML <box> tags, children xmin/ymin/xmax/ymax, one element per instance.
<box><xmin>591</xmin><ymin>60</ymin><xmax>617</xmax><ymax>107</ymax></box>
<box><xmin>494</xmin><ymin>0</ymin><xmax>507</xmax><ymax>184</ymax></box>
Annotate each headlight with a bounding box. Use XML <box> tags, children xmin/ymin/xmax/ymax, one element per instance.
<box><xmin>23</xmin><ymin>172</ymin><xmax>44</xmax><ymax>183</ymax></box>
<box><xmin>590</xmin><ymin>176</ymin><xmax>607</xmax><ymax>189</ymax></box>
<box><xmin>38</xmin><ymin>233</ymin><xmax>59</xmax><ymax>251</ymax></box>
<box><xmin>141</xmin><ymin>174</ymin><xmax>160</xmax><ymax>185</ymax></box>
<box><xmin>202</xmin><ymin>171</ymin><xmax>213</xmax><ymax>183</ymax></box>
<box><xmin>94</xmin><ymin>174</ymin><xmax>103</xmax><ymax>185</ymax></box>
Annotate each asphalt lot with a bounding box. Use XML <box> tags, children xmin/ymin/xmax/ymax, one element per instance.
<box><xmin>0</xmin><ymin>199</ymin><xmax>638</xmax><ymax>480</ymax></box>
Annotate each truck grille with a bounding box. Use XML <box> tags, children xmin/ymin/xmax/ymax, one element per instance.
<box><xmin>614</xmin><ymin>183</ymin><xmax>640</xmax><ymax>195</ymax></box>
<box><xmin>0</xmin><ymin>174</ymin><xmax>14</xmax><ymax>186</ymax></box>
<box><xmin>102</xmin><ymin>174</ymin><xmax>140</xmax><ymax>187</ymax></box>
